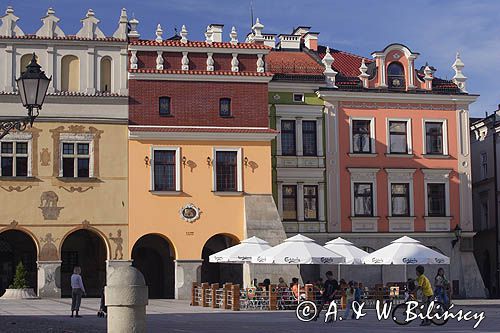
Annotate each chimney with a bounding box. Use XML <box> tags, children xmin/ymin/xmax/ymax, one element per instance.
<box><xmin>277</xmin><ymin>34</ymin><xmax>300</xmax><ymax>50</ymax></box>
<box><xmin>303</xmin><ymin>32</ymin><xmax>319</xmax><ymax>51</ymax></box>
<box><xmin>209</xmin><ymin>24</ymin><xmax>223</xmax><ymax>43</ymax></box>
<box><xmin>263</xmin><ymin>34</ymin><xmax>276</xmax><ymax>48</ymax></box>
<box><xmin>292</xmin><ymin>26</ymin><xmax>311</xmax><ymax>36</ymax></box>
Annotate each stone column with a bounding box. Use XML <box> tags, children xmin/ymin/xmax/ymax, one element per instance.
<box><xmin>106</xmin><ymin>260</ymin><xmax>133</xmax><ymax>282</ymax></box>
<box><xmin>4</xmin><ymin>45</ymin><xmax>14</xmax><ymax>92</ymax></box>
<box><xmin>46</xmin><ymin>46</ymin><xmax>56</xmax><ymax>93</ymax></box>
<box><xmin>37</xmin><ymin>260</ymin><xmax>61</xmax><ymax>298</ymax></box>
<box><xmin>296</xmin><ymin>118</ymin><xmax>303</xmax><ymax>156</ymax></box>
<box><xmin>86</xmin><ymin>47</ymin><xmax>96</xmax><ymax>94</ymax></box>
<box><xmin>119</xmin><ymin>49</ymin><xmax>128</xmax><ymax>95</ymax></box>
<box><xmin>297</xmin><ymin>182</ymin><xmax>304</xmax><ymax>222</ymax></box>
<box><xmin>174</xmin><ymin>260</ymin><xmax>202</xmax><ymax>300</ymax></box>
<box><xmin>276</xmin><ymin>117</ymin><xmax>282</xmax><ymax>155</ymax></box>
<box><xmin>316</xmin><ymin>117</ymin><xmax>323</xmax><ymax>156</ymax></box>
<box><xmin>318</xmin><ymin>182</ymin><xmax>325</xmax><ymax>221</ymax></box>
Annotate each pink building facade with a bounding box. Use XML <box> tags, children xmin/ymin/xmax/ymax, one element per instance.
<box><xmin>317</xmin><ymin>44</ymin><xmax>484</xmax><ymax>297</ymax></box>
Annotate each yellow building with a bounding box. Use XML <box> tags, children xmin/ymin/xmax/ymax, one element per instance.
<box><xmin>0</xmin><ymin>7</ymin><xmax>129</xmax><ymax>297</ymax></box>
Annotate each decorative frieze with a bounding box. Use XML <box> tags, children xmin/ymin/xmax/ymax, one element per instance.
<box><xmin>340</xmin><ymin>102</ymin><xmax>456</xmax><ymax>111</ymax></box>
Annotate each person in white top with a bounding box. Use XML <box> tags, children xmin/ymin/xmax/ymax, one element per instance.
<box><xmin>70</xmin><ymin>266</ymin><xmax>86</xmax><ymax>318</ymax></box>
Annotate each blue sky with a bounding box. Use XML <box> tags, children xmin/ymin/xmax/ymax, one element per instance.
<box><xmin>5</xmin><ymin>0</ymin><xmax>499</xmax><ymax>116</ymax></box>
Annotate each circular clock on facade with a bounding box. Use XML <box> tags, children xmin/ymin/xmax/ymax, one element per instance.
<box><xmin>179</xmin><ymin>203</ymin><xmax>201</xmax><ymax>223</ymax></box>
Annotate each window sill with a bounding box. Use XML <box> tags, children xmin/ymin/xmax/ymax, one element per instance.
<box><xmin>422</xmin><ymin>154</ymin><xmax>450</xmax><ymax>159</ymax></box>
<box><xmin>0</xmin><ymin>176</ymin><xmax>39</xmax><ymax>182</ymax></box>
<box><xmin>348</xmin><ymin>153</ymin><xmax>378</xmax><ymax>158</ymax></box>
<box><xmin>56</xmin><ymin>177</ymin><xmax>102</xmax><ymax>183</ymax></box>
<box><xmin>385</xmin><ymin>153</ymin><xmax>414</xmax><ymax>158</ymax></box>
<box><xmin>159</xmin><ymin>114</ymin><xmax>174</xmax><ymax>117</ymax></box>
<box><xmin>424</xmin><ymin>216</ymin><xmax>452</xmax><ymax>219</ymax></box>
<box><xmin>150</xmin><ymin>190</ymin><xmax>183</xmax><ymax>196</ymax></box>
<box><xmin>219</xmin><ymin>115</ymin><xmax>234</xmax><ymax>118</ymax></box>
<box><xmin>349</xmin><ymin>216</ymin><xmax>380</xmax><ymax>219</ymax></box>
<box><xmin>212</xmin><ymin>191</ymin><xmax>244</xmax><ymax>196</ymax></box>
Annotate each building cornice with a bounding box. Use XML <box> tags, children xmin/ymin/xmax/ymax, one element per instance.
<box><xmin>269</xmin><ymin>81</ymin><xmax>325</xmax><ymax>92</ymax></box>
<box><xmin>128</xmin><ymin>72</ymin><xmax>272</xmax><ymax>83</ymax></box>
<box><xmin>128</xmin><ymin>44</ymin><xmax>271</xmax><ymax>55</ymax></box>
<box><xmin>129</xmin><ymin>126</ymin><xmax>277</xmax><ymax>141</ymax></box>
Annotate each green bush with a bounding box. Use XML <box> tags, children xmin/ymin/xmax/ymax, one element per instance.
<box><xmin>9</xmin><ymin>262</ymin><xmax>29</xmax><ymax>289</ymax></box>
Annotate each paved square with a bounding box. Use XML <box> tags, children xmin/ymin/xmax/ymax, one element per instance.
<box><xmin>0</xmin><ymin>298</ymin><xmax>499</xmax><ymax>332</ymax></box>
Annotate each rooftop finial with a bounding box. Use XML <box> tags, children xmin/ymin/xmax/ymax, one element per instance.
<box><xmin>128</xmin><ymin>17</ymin><xmax>140</xmax><ymax>39</ymax></box>
<box><xmin>205</xmin><ymin>25</ymin><xmax>213</xmax><ymax>43</ymax></box>
<box><xmin>230</xmin><ymin>26</ymin><xmax>238</xmax><ymax>44</ymax></box>
<box><xmin>0</xmin><ymin>5</ymin><xmax>24</xmax><ymax>37</ymax></box>
<box><xmin>452</xmin><ymin>52</ymin><xmax>467</xmax><ymax>93</ymax></box>
<box><xmin>252</xmin><ymin>17</ymin><xmax>264</xmax><ymax>43</ymax></box>
<box><xmin>358</xmin><ymin>58</ymin><xmax>369</xmax><ymax>88</ymax></box>
<box><xmin>76</xmin><ymin>8</ymin><xmax>105</xmax><ymax>39</ymax></box>
<box><xmin>36</xmin><ymin>7</ymin><xmax>65</xmax><ymax>38</ymax></box>
<box><xmin>322</xmin><ymin>47</ymin><xmax>338</xmax><ymax>88</ymax></box>
<box><xmin>155</xmin><ymin>23</ymin><xmax>163</xmax><ymax>42</ymax></box>
<box><xmin>113</xmin><ymin>8</ymin><xmax>128</xmax><ymax>39</ymax></box>
<box><xmin>180</xmin><ymin>24</ymin><xmax>188</xmax><ymax>43</ymax></box>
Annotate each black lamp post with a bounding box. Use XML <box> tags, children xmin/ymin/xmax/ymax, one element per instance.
<box><xmin>451</xmin><ymin>224</ymin><xmax>462</xmax><ymax>248</ymax></box>
<box><xmin>0</xmin><ymin>53</ymin><xmax>51</xmax><ymax>140</ymax></box>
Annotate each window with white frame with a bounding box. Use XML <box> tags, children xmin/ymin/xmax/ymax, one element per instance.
<box><xmin>303</xmin><ymin>185</ymin><xmax>318</xmax><ymax>220</ymax></box>
<box><xmin>151</xmin><ymin>147</ymin><xmax>181</xmax><ymax>191</ymax></box>
<box><xmin>0</xmin><ymin>141</ymin><xmax>29</xmax><ymax>177</ymax></box>
<box><xmin>351</xmin><ymin>118</ymin><xmax>375</xmax><ymax>153</ymax></box>
<box><xmin>390</xmin><ymin>183</ymin><xmax>410</xmax><ymax>216</ymax></box>
<box><xmin>353</xmin><ymin>183</ymin><xmax>373</xmax><ymax>216</ymax></box>
<box><xmin>282</xmin><ymin>185</ymin><xmax>297</xmax><ymax>221</ymax></box>
<box><xmin>214</xmin><ymin>148</ymin><xmax>242</xmax><ymax>192</ymax></box>
<box><xmin>388</xmin><ymin>120</ymin><xmax>410</xmax><ymax>154</ymax></box>
<box><xmin>293</xmin><ymin>93</ymin><xmax>304</xmax><ymax>103</ymax></box>
<box><xmin>424</xmin><ymin>120</ymin><xmax>447</xmax><ymax>155</ymax></box>
<box><xmin>302</xmin><ymin>120</ymin><xmax>317</xmax><ymax>156</ymax></box>
<box><xmin>480</xmin><ymin>152</ymin><xmax>488</xmax><ymax>180</ymax></box>
<box><xmin>427</xmin><ymin>183</ymin><xmax>446</xmax><ymax>216</ymax></box>
<box><xmin>281</xmin><ymin>120</ymin><xmax>296</xmax><ymax>156</ymax></box>
<box><xmin>61</xmin><ymin>142</ymin><xmax>90</xmax><ymax>178</ymax></box>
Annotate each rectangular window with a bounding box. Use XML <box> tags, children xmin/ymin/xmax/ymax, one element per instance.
<box><xmin>215</xmin><ymin>151</ymin><xmax>238</xmax><ymax>191</ymax></box>
<box><xmin>353</xmin><ymin>182</ymin><xmax>373</xmax><ymax>216</ymax></box>
<box><xmin>480</xmin><ymin>152</ymin><xmax>488</xmax><ymax>179</ymax></box>
<box><xmin>62</xmin><ymin>142</ymin><xmax>90</xmax><ymax>178</ymax></box>
<box><xmin>281</xmin><ymin>120</ymin><xmax>296</xmax><ymax>156</ymax></box>
<box><xmin>219</xmin><ymin>98</ymin><xmax>231</xmax><ymax>117</ymax></box>
<box><xmin>425</xmin><ymin>122</ymin><xmax>444</xmax><ymax>155</ymax></box>
<box><xmin>391</xmin><ymin>183</ymin><xmax>410</xmax><ymax>216</ymax></box>
<box><xmin>303</xmin><ymin>185</ymin><xmax>318</xmax><ymax>220</ymax></box>
<box><xmin>389</xmin><ymin>121</ymin><xmax>408</xmax><ymax>153</ymax></box>
<box><xmin>352</xmin><ymin>120</ymin><xmax>372</xmax><ymax>153</ymax></box>
<box><xmin>159</xmin><ymin>96</ymin><xmax>171</xmax><ymax>116</ymax></box>
<box><xmin>302</xmin><ymin>121</ymin><xmax>317</xmax><ymax>156</ymax></box>
<box><xmin>427</xmin><ymin>183</ymin><xmax>446</xmax><ymax>216</ymax></box>
<box><xmin>153</xmin><ymin>150</ymin><xmax>176</xmax><ymax>191</ymax></box>
<box><xmin>293</xmin><ymin>93</ymin><xmax>304</xmax><ymax>102</ymax></box>
<box><xmin>282</xmin><ymin>185</ymin><xmax>297</xmax><ymax>221</ymax></box>
<box><xmin>0</xmin><ymin>141</ymin><xmax>29</xmax><ymax>177</ymax></box>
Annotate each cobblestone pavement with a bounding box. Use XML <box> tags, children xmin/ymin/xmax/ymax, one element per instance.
<box><xmin>1</xmin><ymin>298</ymin><xmax>499</xmax><ymax>332</ymax></box>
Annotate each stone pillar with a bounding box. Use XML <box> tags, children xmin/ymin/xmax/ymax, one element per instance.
<box><xmin>37</xmin><ymin>260</ymin><xmax>61</xmax><ymax>298</ymax></box>
<box><xmin>175</xmin><ymin>259</ymin><xmax>202</xmax><ymax>300</ymax></box>
<box><xmin>106</xmin><ymin>260</ymin><xmax>133</xmax><ymax>282</ymax></box>
<box><xmin>318</xmin><ymin>182</ymin><xmax>325</xmax><ymax>222</ymax></box>
<box><xmin>105</xmin><ymin>266</ymin><xmax>148</xmax><ymax>333</ymax></box>
<box><xmin>86</xmin><ymin>47</ymin><xmax>96</xmax><ymax>94</ymax></box>
<box><xmin>46</xmin><ymin>46</ymin><xmax>56</xmax><ymax>93</ymax></box>
<box><xmin>276</xmin><ymin>117</ymin><xmax>282</xmax><ymax>155</ymax></box>
<box><xmin>316</xmin><ymin>117</ymin><xmax>323</xmax><ymax>156</ymax></box>
<box><xmin>296</xmin><ymin>118</ymin><xmax>303</xmax><ymax>156</ymax></box>
<box><xmin>4</xmin><ymin>45</ymin><xmax>14</xmax><ymax>92</ymax></box>
<box><xmin>297</xmin><ymin>182</ymin><xmax>304</xmax><ymax>222</ymax></box>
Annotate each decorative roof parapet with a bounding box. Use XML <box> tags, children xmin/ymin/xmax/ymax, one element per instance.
<box><xmin>0</xmin><ymin>6</ymin><xmax>24</xmax><ymax>37</ymax></box>
<box><xmin>204</xmin><ymin>25</ymin><xmax>213</xmax><ymax>43</ymax></box>
<box><xmin>452</xmin><ymin>52</ymin><xmax>467</xmax><ymax>93</ymax></box>
<box><xmin>113</xmin><ymin>8</ymin><xmax>128</xmax><ymax>39</ymax></box>
<box><xmin>322</xmin><ymin>47</ymin><xmax>338</xmax><ymax>88</ymax></box>
<box><xmin>76</xmin><ymin>9</ymin><xmax>105</xmax><ymax>39</ymax></box>
<box><xmin>36</xmin><ymin>8</ymin><xmax>65</xmax><ymax>38</ymax></box>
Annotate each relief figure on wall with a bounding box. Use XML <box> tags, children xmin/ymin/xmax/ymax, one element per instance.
<box><xmin>39</xmin><ymin>191</ymin><xmax>63</xmax><ymax>220</ymax></box>
<box><xmin>109</xmin><ymin>229</ymin><xmax>123</xmax><ymax>260</ymax></box>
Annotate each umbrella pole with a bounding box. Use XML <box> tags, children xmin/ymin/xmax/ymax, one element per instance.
<box><xmin>338</xmin><ymin>263</ymin><xmax>341</xmax><ymax>281</ymax></box>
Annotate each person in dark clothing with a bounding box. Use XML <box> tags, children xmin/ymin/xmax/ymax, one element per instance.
<box><xmin>313</xmin><ymin>271</ymin><xmax>338</xmax><ymax>320</ymax></box>
<box><xmin>97</xmin><ymin>287</ymin><xmax>107</xmax><ymax>318</ymax></box>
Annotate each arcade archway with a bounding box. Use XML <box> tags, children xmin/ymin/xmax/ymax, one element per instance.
<box><xmin>0</xmin><ymin>230</ymin><xmax>37</xmax><ymax>296</ymax></box>
<box><xmin>60</xmin><ymin>229</ymin><xmax>107</xmax><ymax>297</ymax></box>
<box><xmin>132</xmin><ymin>234</ymin><xmax>175</xmax><ymax>299</ymax></box>
<box><xmin>201</xmin><ymin>234</ymin><xmax>242</xmax><ymax>285</ymax></box>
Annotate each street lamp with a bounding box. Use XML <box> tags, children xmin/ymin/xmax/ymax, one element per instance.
<box><xmin>451</xmin><ymin>224</ymin><xmax>462</xmax><ymax>248</ymax></box>
<box><xmin>0</xmin><ymin>53</ymin><xmax>51</xmax><ymax>140</ymax></box>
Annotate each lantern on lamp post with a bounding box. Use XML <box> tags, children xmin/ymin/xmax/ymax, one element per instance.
<box><xmin>0</xmin><ymin>53</ymin><xmax>51</xmax><ymax>140</ymax></box>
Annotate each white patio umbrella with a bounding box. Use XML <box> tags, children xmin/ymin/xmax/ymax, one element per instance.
<box><xmin>362</xmin><ymin>236</ymin><xmax>450</xmax><ymax>281</ymax></box>
<box><xmin>209</xmin><ymin>236</ymin><xmax>271</xmax><ymax>263</ymax></box>
<box><xmin>252</xmin><ymin>234</ymin><xmax>345</xmax><ymax>265</ymax></box>
<box><xmin>324</xmin><ymin>237</ymin><xmax>369</xmax><ymax>280</ymax></box>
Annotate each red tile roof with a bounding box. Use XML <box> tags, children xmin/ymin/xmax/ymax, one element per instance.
<box><xmin>266</xmin><ymin>51</ymin><xmax>324</xmax><ymax>74</ymax></box>
<box><xmin>129</xmin><ymin>69</ymin><xmax>273</xmax><ymax>77</ymax></box>
<box><xmin>128</xmin><ymin>126</ymin><xmax>278</xmax><ymax>134</ymax></box>
<box><xmin>0</xmin><ymin>35</ymin><xmax>126</xmax><ymax>42</ymax></box>
<box><xmin>317</xmin><ymin>46</ymin><xmax>373</xmax><ymax>77</ymax></box>
<box><xmin>130</xmin><ymin>40</ymin><xmax>270</xmax><ymax>49</ymax></box>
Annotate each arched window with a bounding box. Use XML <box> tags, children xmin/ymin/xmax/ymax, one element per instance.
<box><xmin>61</xmin><ymin>55</ymin><xmax>80</xmax><ymax>92</ymax></box>
<box><xmin>387</xmin><ymin>62</ymin><xmax>405</xmax><ymax>89</ymax></box>
<box><xmin>100</xmin><ymin>57</ymin><xmax>112</xmax><ymax>93</ymax></box>
<box><xmin>20</xmin><ymin>54</ymin><xmax>38</xmax><ymax>74</ymax></box>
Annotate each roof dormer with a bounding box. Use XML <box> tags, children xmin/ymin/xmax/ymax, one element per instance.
<box><xmin>371</xmin><ymin>43</ymin><xmax>420</xmax><ymax>90</ymax></box>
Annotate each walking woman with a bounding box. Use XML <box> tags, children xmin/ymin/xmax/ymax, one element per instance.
<box><xmin>434</xmin><ymin>267</ymin><xmax>450</xmax><ymax>305</ymax></box>
<box><xmin>71</xmin><ymin>266</ymin><xmax>86</xmax><ymax>318</ymax></box>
